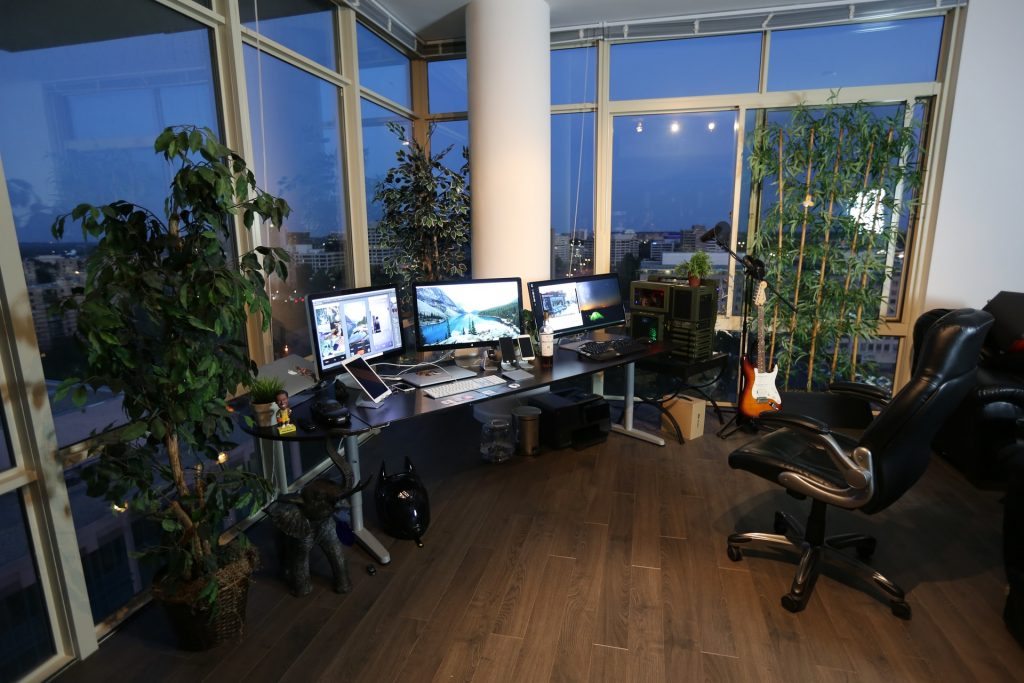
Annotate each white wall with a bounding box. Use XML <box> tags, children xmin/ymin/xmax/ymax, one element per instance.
<box><xmin>926</xmin><ymin>0</ymin><xmax>1024</xmax><ymax>310</ymax></box>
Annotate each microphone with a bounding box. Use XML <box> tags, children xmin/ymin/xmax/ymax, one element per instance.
<box><xmin>699</xmin><ymin>221</ymin><xmax>730</xmax><ymax>244</ymax></box>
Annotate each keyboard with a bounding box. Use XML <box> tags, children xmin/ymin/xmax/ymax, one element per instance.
<box><xmin>576</xmin><ymin>338</ymin><xmax>653</xmax><ymax>362</ymax></box>
<box><xmin>424</xmin><ymin>374</ymin><xmax>507</xmax><ymax>399</ymax></box>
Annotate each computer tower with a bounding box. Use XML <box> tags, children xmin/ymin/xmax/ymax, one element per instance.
<box><xmin>667</xmin><ymin>283</ymin><xmax>717</xmax><ymax>360</ymax></box>
<box><xmin>630</xmin><ymin>312</ymin><xmax>665</xmax><ymax>343</ymax></box>
<box><xmin>629</xmin><ymin>280</ymin><xmax>672</xmax><ymax>314</ymax></box>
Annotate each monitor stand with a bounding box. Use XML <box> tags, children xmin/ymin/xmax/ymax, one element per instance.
<box><xmin>453</xmin><ymin>347</ymin><xmax>486</xmax><ymax>369</ymax></box>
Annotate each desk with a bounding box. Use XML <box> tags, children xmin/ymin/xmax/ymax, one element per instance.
<box><xmin>240</xmin><ymin>341</ymin><xmax>666</xmax><ymax>565</ymax></box>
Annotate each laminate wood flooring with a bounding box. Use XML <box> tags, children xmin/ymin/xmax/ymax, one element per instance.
<box><xmin>55</xmin><ymin>403</ymin><xmax>1024</xmax><ymax>682</ymax></box>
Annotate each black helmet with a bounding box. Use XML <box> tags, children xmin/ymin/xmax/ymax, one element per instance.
<box><xmin>375</xmin><ymin>457</ymin><xmax>430</xmax><ymax>545</ymax></box>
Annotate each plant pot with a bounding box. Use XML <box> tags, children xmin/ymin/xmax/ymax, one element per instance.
<box><xmin>252</xmin><ymin>401</ymin><xmax>276</xmax><ymax>428</ymax></box>
<box><xmin>152</xmin><ymin>547</ymin><xmax>258</xmax><ymax>651</ymax></box>
<box><xmin>688</xmin><ymin>275</ymin><xmax>701</xmax><ymax>287</ymax></box>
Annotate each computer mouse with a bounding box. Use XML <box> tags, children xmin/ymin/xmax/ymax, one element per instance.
<box><xmin>508</xmin><ymin>382</ymin><xmax>520</xmax><ymax>389</ymax></box>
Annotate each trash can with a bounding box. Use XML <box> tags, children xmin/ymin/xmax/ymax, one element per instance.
<box><xmin>512</xmin><ymin>405</ymin><xmax>542</xmax><ymax>456</ymax></box>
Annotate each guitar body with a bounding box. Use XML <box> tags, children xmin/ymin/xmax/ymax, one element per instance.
<box><xmin>738</xmin><ymin>357</ymin><xmax>782</xmax><ymax>419</ymax></box>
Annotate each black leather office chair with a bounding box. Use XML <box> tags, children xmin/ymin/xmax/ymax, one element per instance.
<box><xmin>725</xmin><ymin>308</ymin><xmax>994</xmax><ymax>618</ymax></box>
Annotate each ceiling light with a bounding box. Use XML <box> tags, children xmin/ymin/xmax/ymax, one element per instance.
<box><xmin>635</xmin><ymin>119</ymin><xmax>644</xmax><ymax>133</ymax></box>
<box><xmin>707</xmin><ymin>122</ymin><xmax>716</xmax><ymax>131</ymax></box>
<box><xmin>670</xmin><ymin>122</ymin><xmax>680</xmax><ymax>133</ymax></box>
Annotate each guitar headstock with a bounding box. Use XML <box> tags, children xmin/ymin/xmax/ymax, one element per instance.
<box><xmin>754</xmin><ymin>280</ymin><xmax>768</xmax><ymax>307</ymax></box>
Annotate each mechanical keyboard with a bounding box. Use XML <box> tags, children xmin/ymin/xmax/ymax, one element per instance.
<box><xmin>424</xmin><ymin>374</ymin><xmax>507</xmax><ymax>399</ymax></box>
<box><xmin>575</xmin><ymin>338</ymin><xmax>653</xmax><ymax>362</ymax></box>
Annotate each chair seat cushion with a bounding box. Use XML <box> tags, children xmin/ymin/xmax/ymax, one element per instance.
<box><xmin>729</xmin><ymin>428</ymin><xmax>860</xmax><ymax>490</ymax></box>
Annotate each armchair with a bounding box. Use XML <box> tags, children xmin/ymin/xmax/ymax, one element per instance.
<box><xmin>725</xmin><ymin>308</ymin><xmax>994</xmax><ymax>618</ymax></box>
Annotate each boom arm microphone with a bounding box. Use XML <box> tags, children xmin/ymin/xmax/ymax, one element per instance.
<box><xmin>699</xmin><ymin>221</ymin><xmax>730</xmax><ymax>243</ymax></box>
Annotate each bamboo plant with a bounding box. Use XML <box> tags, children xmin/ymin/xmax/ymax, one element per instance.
<box><xmin>748</xmin><ymin>98</ymin><xmax>924</xmax><ymax>390</ymax></box>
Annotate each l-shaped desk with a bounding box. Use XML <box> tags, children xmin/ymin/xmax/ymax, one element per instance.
<box><xmin>243</xmin><ymin>340</ymin><xmax>667</xmax><ymax>565</ymax></box>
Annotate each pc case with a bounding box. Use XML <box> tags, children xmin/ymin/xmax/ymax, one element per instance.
<box><xmin>629</xmin><ymin>280</ymin><xmax>672</xmax><ymax>314</ymax></box>
<box><xmin>630</xmin><ymin>312</ymin><xmax>666</xmax><ymax>343</ymax></box>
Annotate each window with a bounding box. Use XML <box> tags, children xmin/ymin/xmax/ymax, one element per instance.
<box><xmin>240</xmin><ymin>0</ymin><xmax>337</xmax><ymax>71</ymax></box>
<box><xmin>551</xmin><ymin>113</ymin><xmax>595</xmax><ymax>277</ymax></box>
<box><xmin>611</xmin><ymin>33</ymin><xmax>761</xmax><ymax>100</ymax></box>
<box><xmin>245</xmin><ymin>46</ymin><xmax>347</xmax><ymax>358</ymax></box>
<box><xmin>0</xmin><ymin>2</ymin><xmax>219</xmax><ymax>447</ymax></box>
<box><xmin>431</xmin><ymin>119</ymin><xmax>469</xmax><ymax>172</ymax></box>
<box><xmin>428</xmin><ymin>58</ymin><xmax>467</xmax><ymax>113</ymax></box>
<box><xmin>767</xmin><ymin>17</ymin><xmax>943</xmax><ymax>91</ymax></box>
<box><xmin>610</xmin><ymin>111</ymin><xmax>739</xmax><ymax>281</ymax></box>
<box><xmin>361</xmin><ymin>99</ymin><xmax>411</xmax><ymax>285</ymax></box>
<box><xmin>357</xmin><ymin>23</ymin><xmax>411</xmax><ymax>107</ymax></box>
<box><xmin>0</xmin><ymin>491</ymin><xmax>56</xmax><ymax>681</ymax></box>
<box><xmin>552</xmin><ymin>47</ymin><xmax>596</xmax><ymax>105</ymax></box>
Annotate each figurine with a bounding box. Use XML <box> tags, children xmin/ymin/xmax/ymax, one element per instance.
<box><xmin>268</xmin><ymin>476</ymin><xmax>369</xmax><ymax>596</ymax></box>
<box><xmin>275</xmin><ymin>389</ymin><xmax>296</xmax><ymax>434</ymax></box>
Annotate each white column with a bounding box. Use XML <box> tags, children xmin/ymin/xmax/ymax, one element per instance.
<box><xmin>466</xmin><ymin>0</ymin><xmax>551</xmax><ymax>295</ymax></box>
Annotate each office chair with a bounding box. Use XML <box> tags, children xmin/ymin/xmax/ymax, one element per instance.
<box><xmin>725</xmin><ymin>308</ymin><xmax>994</xmax><ymax>618</ymax></box>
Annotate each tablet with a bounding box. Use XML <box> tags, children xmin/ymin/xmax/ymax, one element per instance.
<box><xmin>341</xmin><ymin>355</ymin><xmax>392</xmax><ymax>405</ymax></box>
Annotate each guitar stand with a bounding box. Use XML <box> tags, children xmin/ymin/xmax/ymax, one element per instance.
<box><xmin>717</xmin><ymin>410</ymin><xmax>760</xmax><ymax>439</ymax></box>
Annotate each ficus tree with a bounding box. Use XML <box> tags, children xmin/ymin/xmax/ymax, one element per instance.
<box><xmin>51</xmin><ymin>125</ymin><xmax>291</xmax><ymax>605</ymax></box>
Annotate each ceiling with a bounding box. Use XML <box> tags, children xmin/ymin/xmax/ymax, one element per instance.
<box><xmin>373</xmin><ymin>0</ymin><xmax>839</xmax><ymax>43</ymax></box>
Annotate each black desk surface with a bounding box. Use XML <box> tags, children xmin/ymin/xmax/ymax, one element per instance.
<box><xmin>238</xmin><ymin>340</ymin><xmax>666</xmax><ymax>442</ymax></box>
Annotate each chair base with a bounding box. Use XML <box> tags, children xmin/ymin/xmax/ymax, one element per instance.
<box><xmin>727</xmin><ymin>506</ymin><xmax>911</xmax><ymax>619</ymax></box>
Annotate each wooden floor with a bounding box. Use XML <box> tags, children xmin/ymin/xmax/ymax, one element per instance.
<box><xmin>56</xmin><ymin>403</ymin><xmax>1024</xmax><ymax>682</ymax></box>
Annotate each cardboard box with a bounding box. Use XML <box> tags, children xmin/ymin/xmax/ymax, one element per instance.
<box><xmin>661</xmin><ymin>395</ymin><xmax>707</xmax><ymax>440</ymax></box>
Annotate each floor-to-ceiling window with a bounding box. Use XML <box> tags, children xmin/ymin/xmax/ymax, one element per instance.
<box><xmin>551</xmin><ymin>46</ymin><xmax>596</xmax><ymax>277</ymax></box>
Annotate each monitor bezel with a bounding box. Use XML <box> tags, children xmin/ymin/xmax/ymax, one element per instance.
<box><xmin>528</xmin><ymin>272</ymin><xmax>627</xmax><ymax>338</ymax></box>
<box><xmin>306</xmin><ymin>284</ymin><xmax>405</xmax><ymax>380</ymax></box>
<box><xmin>411</xmin><ymin>277</ymin><xmax>524</xmax><ymax>352</ymax></box>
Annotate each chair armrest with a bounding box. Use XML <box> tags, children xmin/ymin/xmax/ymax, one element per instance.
<box><xmin>756</xmin><ymin>410</ymin><xmax>830</xmax><ymax>435</ymax></box>
<box><xmin>827</xmin><ymin>380</ymin><xmax>891</xmax><ymax>406</ymax></box>
<box><xmin>975</xmin><ymin>385</ymin><xmax>1024</xmax><ymax>409</ymax></box>
<box><xmin>756</xmin><ymin>410</ymin><xmax>874</xmax><ymax>502</ymax></box>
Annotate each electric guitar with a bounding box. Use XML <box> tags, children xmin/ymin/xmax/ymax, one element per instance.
<box><xmin>738</xmin><ymin>281</ymin><xmax>782</xmax><ymax>419</ymax></box>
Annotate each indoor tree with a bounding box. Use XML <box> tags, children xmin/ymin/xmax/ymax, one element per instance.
<box><xmin>51</xmin><ymin>126</ymin><xmax>290</xmax><ymax>644</ymax></box>
<box><xmin>374</xmin><ymin>122</ymin><xmax>471</xmax><ymax>305</ymax></box>
<box><xmin>748</xmin><ymin>97</ymin><xmax>924</xmax><ymax>391</ymax></box>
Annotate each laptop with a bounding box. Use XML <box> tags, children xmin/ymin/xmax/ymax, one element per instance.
<box><xmin>400</xmin><ymin>364</ymin><xmax>478</xmax><ymax>388</ymax></box>
<box><xmin>256</xmin><ymin>355</ymin><xmax>318</xmax><ymax>405</ymax></box>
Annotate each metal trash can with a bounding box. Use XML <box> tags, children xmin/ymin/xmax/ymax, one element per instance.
<box><xmin>512</xmin><ymin>405</ymin><xmax>542</xmax><ymax>456</ymax></box>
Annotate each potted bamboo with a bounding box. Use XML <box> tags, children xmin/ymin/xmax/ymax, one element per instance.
<box><xmin>51</xmin><ymin>125</ymin><xmax>290</xmax><ymax>649</ymax></box>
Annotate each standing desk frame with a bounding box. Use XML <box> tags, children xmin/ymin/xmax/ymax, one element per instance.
<box><xmin>243</xmin><ymin>343</ymin><xmax>667</xmax><ymax>565</ymax></box>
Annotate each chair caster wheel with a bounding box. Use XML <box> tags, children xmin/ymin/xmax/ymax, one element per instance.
<box><xmin>856</xmin><ymin>538</ymin><xmax>877</xmax><ymax>560</ymax></box>
<box><xmin>781</xmin><ymin>593</ymin><xmax>806</xmax><ymax>613</ymax></box>
<box><xmin>890</xmin><ymin>600</ymin><xmax>911</xmax><ymax>620</ymax></box>
<box><xmin>773</xmin><ymin>512</ymin><xmax>788</xmax><ymax>535</ymax></box>
<box><xmin>727</xmin><ymin>545</ymin><xmax>743</xmax><ymax>562</ymax></box>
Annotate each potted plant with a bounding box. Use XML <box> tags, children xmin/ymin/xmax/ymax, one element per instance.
<box><xmin>374</xmin><ymin>122</ymin><xmax>471</xmax><ymax>311</ymax></box>
<box><xmin>677</xmin><ymin>251</ymin><xmax>712</xmax><ymax>287</ymax></box>
<box><xmin>249</xmin><ymin>376</ymin><xmax>284</xmax><ymax>428</ymax></box>
<box><xmin>51</xmin><ymin>125</ymin><xmax>291</xmax><ymax>649</ymax></box>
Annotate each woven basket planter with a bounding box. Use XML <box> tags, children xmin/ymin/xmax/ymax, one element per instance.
<box><xmin>152</xmin><ymin>546</ymin><xmax>258</xmax><ymax>651</ymax></box>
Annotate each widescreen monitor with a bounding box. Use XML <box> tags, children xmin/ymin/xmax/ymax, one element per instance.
<box><xmin>306</xmin><ymin>285</ymin><xmax>404</xmax><ymax>378</ymax></box>
<box><xmin>412</xmin><ymin>277</ymin><xmax>523</xmax><ymax>352</ymax></box>
<box><xmin>528</xmin><ymin>273</ymin><xmax>626</xmax><ymax>337</ymax></box>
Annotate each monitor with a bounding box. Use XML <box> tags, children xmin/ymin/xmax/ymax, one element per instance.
<box><xmin>412</xmin><ymin>277</ymin><xmax>523</xmax><ymax>352</ymax></box>
<box><xmin>306</xmin><ymin>285</ymin><xmax>404</xmax><ymax>379</ymax></box>
<box><xmin>528</xmin><ymin>273</ymin><xmax>626</xmax><ymax>337</ymax></box>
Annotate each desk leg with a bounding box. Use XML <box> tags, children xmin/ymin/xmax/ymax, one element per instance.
<box><xmin>341</xmin><ymin>434</ymin><xmax>391</xmax><ymax>565</ymax></box>
<box><xmin>608</xmin><ymin>362</ymin><xmax>666</xmax><ymax>447</ymax></box>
